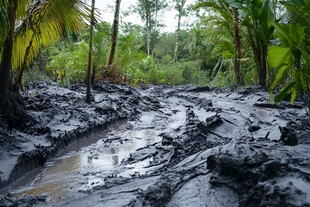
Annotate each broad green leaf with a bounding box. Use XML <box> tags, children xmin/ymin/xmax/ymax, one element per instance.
<box><xmin>293</xmin><ymin>71</ymin><xmax>304</xmax><ymax>97</ymax></box>
<box><xmin>272</xmin><ymin>23</ymin><xmax>304</xmax><ymax>47</ymax></box>
<box><xmin>269</xmin><ymin>65</ymin><xmax>290</xmax><ymax>93</ymax></box>
<box><xmin>268</xmin><ymin>46</ymin><xmax>293</xmax><ymax>68</ymax></box>
<box><xmin>272</xmin><ymin>23</ymin><xmax>293</xmax><ymax>46</ymax></box>
<box><xmin>290</xmin><ymin>25</ymin><xmax>304</xmax><ymax>47</ymax></box>
<box><xmin>290</xmin><ymin>89</ymin><xmax>297</xmax><ymax>104</ymax></box>
<box><xmin>274</xmin><ymin>81</ymin><xmax>296</xmax><ymax>103</ymax></box>
<box><xmin>259</xmin><ymin>0</ymin><xmax>274</xmax><ymax>30</ymax></box>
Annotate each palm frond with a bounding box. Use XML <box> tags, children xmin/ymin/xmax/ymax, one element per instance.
<box><xmin>13</xmin><ymin>0</ymin><xmax>91</xmax><ymax>71</ymax></box>
<box><xmin>16</xmin><ymin>0</ymin><xmax>31</xmax><ymax>21</ymax></box>
<box><xmin>0</xmin><ymin>0</ymin><xmax>8</xmax><ymax>46</ymax></box>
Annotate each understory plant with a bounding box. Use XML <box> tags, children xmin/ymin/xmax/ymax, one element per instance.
<box><xmin>268</xmin><ymin>0</ymin><xmax>310</xmax><ymax>117</ymax></box>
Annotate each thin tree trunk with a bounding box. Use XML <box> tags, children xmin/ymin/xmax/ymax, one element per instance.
<box><xmin>173</xmin><ymin>12</ymin><xmax>182</xmax><ymax>63</ymax></box>
<box><xmin>232</xmin><ymin>7</ymin><xmax>243</xmax><ymax>85</ymax></box>
<box><xmin>173</xmin><ymin>0</ymin><xmax>186</xmax><ymax>63</ymax></box>
<box><xmin>151</xmin><ymin>0</ymin><xmax>158</xmax><ymax>57</ymax></box>
<box><xmin>86</xmin><ymin>0</ymin><xmax>95</xmax><ymax>103</ymax></box>
<box><xmin>146</xmin><ymin>13</ymin><xmax>150</xmax><ymax>56</ymax></box>
<box><xmin>211</xmin><ymin>57</ymin><xmax>223</xmax><ymax>80</ymax></box>
<box><xmin>106</xmin><ymin>0</ymin><xmax>121</xmax><ymax>66</ymax></box>
<box><xmin>0</xmin><ymin>0</ymin><xmax>18</xmax><ymax>116</ymax></box>
<box><xmin>145</xmin><ymin>0</ymin><xmax>151</xmax><ymax>56</ymax></box>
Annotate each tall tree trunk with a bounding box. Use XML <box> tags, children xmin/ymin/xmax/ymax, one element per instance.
<box><xmin>173</xmin><ymin>14</ymin><xmax>182</xmax><ymax>63</ymax></box>
<box><xmin>86</xmin><ymin>0</ymin><xmax>95</xmax><ymax>103</ymax></box>
<box><xmin>145</xmin><ymin>0</ymin><xmax>151</xmax><ymax>56</ymax></box>
<box><xmin>0</xmin><ymin>0</ymin><xmax>18</xmax><ymax>116</ymax></box>
<box><xmin>173</xmin><ymin>0</ymin><xmax>186</xmax><ymax>63</ymax></box>
<box><xmin>151</xmin><ymin>0</ymin><xmax>158</xmax><ymax>57</ymax></box>
<box><xmin>146</xmin><ymin>12</ymin><xmax>150</xmax><ymax>56</ymax></box>
<box><xmin>232</xmin><ymin>7</ymin><xmax>243</xmax><ymax>85</ymax></box>
<box><xmin>106</xmin><ymin>0</ymin><xmax>121</xmax><ymax>66</ymax></box>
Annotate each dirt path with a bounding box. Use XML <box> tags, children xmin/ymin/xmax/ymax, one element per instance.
<box><xmin>1</xmin><ymin>84</ymin><xmax>310</xmax><ymax>207</ymax></box>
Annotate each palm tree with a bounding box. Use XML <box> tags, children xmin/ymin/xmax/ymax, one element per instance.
<box><xmin>86</xmin><ymin>0</ymin><xmax>95</xmax><ymax>103</ymax></box>
<box><xmin>173</xmin><ymin>0</ymin><xmax>187</xmax><ymax>63</ymax></box>
<box><xmin>106</xmin><ymin>0</ymin><xmax>122</xmax><ymax>67</ymax></box>
<box><xmin>233</xmin><ymin>0</ymin><xmax>275</xmax><ymax>87</ymax></box>
<box><xmin>13</xmin><ymin>0</ymin><xmax>89</xmax><ymax>93</ymax></box>
<box><xmin>196</xmin><ymin>0</ymin><xmax>244</xmax><ymax>85</ymax></box>
<box><xmin>186</xmin><ymin>24</ymin><xmax>208</xmax><ymax>60</ymax></box>
<box><xmin>0</xmin><ymin>0</ymin><xmax>90</xmax><ymax>117</ymax></box>
<box><xmin>232</xmin><ymin>7</ymin><xmax>243</xmax><ymax>85</ymax></box>
<box><xmin>0</xmin><ymin>0</ymin><xmax>18</xmax><ymax>116</ymax></box>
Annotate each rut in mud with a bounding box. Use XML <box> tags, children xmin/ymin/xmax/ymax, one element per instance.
<box><xmin>1</xmin><ymin>83</ymin><xmax>310</xmax><ymax>207</ymax></box>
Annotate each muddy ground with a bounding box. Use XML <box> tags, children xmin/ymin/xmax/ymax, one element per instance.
<box><xmin>0</xmin><ymin>82</ymin><xmax>310</xmax><ymax>207</ymax></box>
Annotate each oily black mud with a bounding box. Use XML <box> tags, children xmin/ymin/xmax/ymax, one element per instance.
<box><xmin>1</xmin><ymin>83</ymin><xmax>310</xmax><ymax>207</ymax></box>
<box><xmin>0</xmin><ymin>82</ymin><xmax>155</xmax><ymax>189</ymax></box>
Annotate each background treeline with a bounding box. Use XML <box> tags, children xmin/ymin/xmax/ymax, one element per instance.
<box><xmin>28</xmin><ymin>23</ymin><xmax>217</xmax><ymax>86</ymax></box>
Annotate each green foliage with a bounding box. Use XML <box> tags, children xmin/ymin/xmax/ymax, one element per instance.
<box><xmin>22</xmin><ymin>47</ymin><xmax>51</xmax><ymax>86</ymax></box>
<box><xmin>130</xmin><ymin>0</ymin><xmax>168</xmax><ymax>54</ymax></box>
<box><xmin>93</xmin><ymin>24</ymin><xmax>110</xmax><ymax>68</ymax></box>
<box><xmin>115</xmin><ymin>32</ymin><xmax>145</xmax><ymax>68</ymax></box>
<box><xmin>243</xmin><ymin>65</ymin><xmax>258</xmax><ymax>85</ymax></box>
<box><xmin>240</xmin><ymin>0</ymin><xmax>275</xmax><ymax>86</ymax></box>
<box><xmin>268</xmin><ymin>46</ymin><xmax>293</xmax><ymax>68</ymax></box>
<box><xmin>210</xmin><ymin>69</ymin><xmax>235</xmax><ymax>87</ymax></box>
<box><xmin>268</xmin><ymin>24</ymin><xmax>310</xmax><ymax>103</ymax></box>
<box><xmin>10</xmin><ymin>0</ymin><xmax>90</xmax><ymax>72</ymax></box>
<box><xmin>47</xmin><ymin>40</ymin><xmax>89</xmax><ymax>84</ymax></box>
<box><xmin>122</xmin><ymin>58</ymin><xmax>208</xmax><ymax>86</ymax></box>
<box><xmin>268</xmin><ymin>0</ymin><xmax>310</xmax><ymax>109</ymax></box>
<box><xmin>153</xmin><ymin>33</ymin><xmax>175</xmax><ymax>60</ymax></box>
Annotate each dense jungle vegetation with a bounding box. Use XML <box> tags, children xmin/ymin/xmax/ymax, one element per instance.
<box><xmin>0</xmin><ymin>0</ymin><xmax>309</xmax><ymax>120</ymax></box>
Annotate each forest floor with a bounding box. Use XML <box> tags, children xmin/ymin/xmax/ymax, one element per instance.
<box><xmin>0</xmin><ymin>82</ymin><xmax>310</xmax><ymax>207</ymax></box>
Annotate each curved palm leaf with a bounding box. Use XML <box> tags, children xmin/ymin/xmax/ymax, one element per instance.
<box><xmin>12</xmin><ymin>0</ymin><xmax>91</xmax><ymax>71</ymax></box>
<box><xmin>0</xmin><ymin>0</ymin><xmax>8</xmax><ymax>46</ymax></box>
